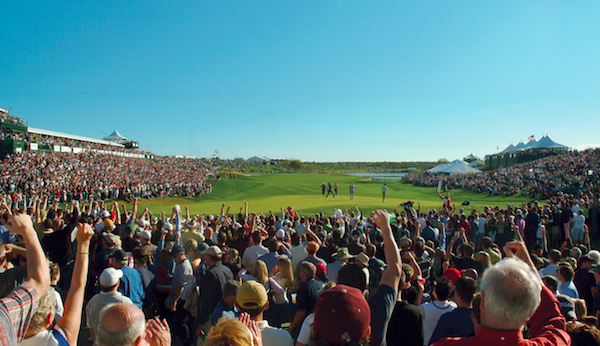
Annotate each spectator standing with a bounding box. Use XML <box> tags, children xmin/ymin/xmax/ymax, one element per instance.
<box><xmin>195</xmin><ymin>246</ymin><xmax>234</xmax><ymax>340</ymax></box>
<box><xmin>0</xmin><ymin>213</ymin><xmax>50</xmax><ymax>345</ymax></box>
<box><xmin>429</xmin><ymin>276</ymin><xmax>478</xmax><ymax>345</ymax></box>
<box><xmin>111</xmin><ymin>249</ymin><xmax>145</xmax><ymax>310</ymax></box>
<box><xmin>86</xmin><ymin>267</ymin><xmax>133</xmax><ymax>339</ymax></box>
<box><xmin>236</xmin><ymin>281</ymin><xmax>294</xmax><ymax>346</ymax></box>
<box><xmin>431</xmin><ymin>241</ymin><xmax>570</xmax><ymax>346</ymax></box>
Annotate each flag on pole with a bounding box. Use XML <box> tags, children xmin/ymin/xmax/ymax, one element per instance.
<box><xmin>528</xmin><ymin>135</ymin><xmax>535</xmax><ymax>141</ymax></box>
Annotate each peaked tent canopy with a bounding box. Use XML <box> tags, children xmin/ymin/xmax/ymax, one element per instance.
<box><xmin>532</xmin><ymin>135</ymin><xmax>568</xmax><ymax>149</ymax></box>
<box><xmin>428</xmin><ymin>160</ymin><xmax>481</xmax><ymax>175</ymax></box>
<box><xmin>524</xmin><ymin>139</ymin><xmax>538</xmax><ymax>149</ymax></box>
<box><xmin>428</xmin><ymin>161</ymin><xmax>452</xmax><ymax>174</ymax></box>
<box><xmin>103</xmin><ymin>130</ymin><xmax>128</xmax><ymax>143</ymax></box>
<box><xmin>514</xmin><ymin>141</ymin><xmax>526</xmax><ymax>150</ymax></box>
<box><xmin>502</xmin><ymin>144</ymin><xmax>516</xmax><ymax>152</ymax></box>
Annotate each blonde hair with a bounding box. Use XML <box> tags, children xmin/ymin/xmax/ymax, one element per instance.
<box><xmin>252</xmin><ymin>260</ymin><xmax>268</xmax><ymax>285</ymax></box>
<box><xmin>205</xmin><ymin>317</ymin><xmax>252</xmax><ymax>346</ymax></box>
<box><xmin>277</xmin><ymin>257</ymin><xmax>294</xmax><ymax>288</ymax></box>
<box><xmin>28</xmin><ymin>286</ymin><xmax>57</xmax><ymax>334</ymax></box>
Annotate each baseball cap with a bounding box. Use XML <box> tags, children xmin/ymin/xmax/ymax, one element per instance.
<box><xmin>99</xmin><ymin>267</ymin><xmax>123</xmax><ymax>288</ymax></box>
<box><xmin>195</xmin><ymin>242</ymin><xmax>209</xmax><ymax>253</ymax></box>
<box><xmin>111</xmin><ymin>249</ymin><xmax>128</xmax><ymax>262</ymax></box>
<box><xmin>170</xmin><ymin>244</ymin><xmax>185</xmax><ymax>257</ymax></box>
<box><xmin>588</xmin><ymin>250</ymin><xmax>600</xmax><ymax>264</ymax></box>
<box><xmin>276</xmin><ymin>229</ymin><xmax>285</xmax><ymax>239</ymax></box>
<box><xmin>100</xmin><ymin>210</ymin><xmax>110</xmax><ymax>218</ymax></box>
<box><xmin>201</xmin><ymin>245</ymin><xmax>222</xmax><ymax>257</ymax></box>
<box><xmin>307</xmin><ymin>241</ymin><xmax>319</xmax><ymax>253</ymax></box>
<box><xmin>163</xmin><ymin>223</ymin><xmax>174</xmax><ymax>231</ymax></box>
<box><xmin>103</xmin><ymin>233</ymin><xmax>121</xmax><ymax>247</ymax></box>
<box><xmin>236</xmin><ymin>281</ymin><xmax>268</xmax><ymax>309</ymax></box>
<box><xmin>314</xmin><ymin>285</ymin><xmax>371</xmax><ymax>344</ymax></box>
<box><xmin>136</xmin><ymin>230</ymin><xmax>151</xmax><ymax>241</ymax></box>
<box><xmin>444</xmin><ymin>268</ymin><xmax>461</xmax><ymax>283</ymax></box>
<box><xmin>315</xmin><ymin>263</ymin><xmax>327</xmax><ymax>276</ymax></box>
<box><xmin>580</xmin><ymin>255</ymin><xmax>593</xmax><ymax>264</ymax></box>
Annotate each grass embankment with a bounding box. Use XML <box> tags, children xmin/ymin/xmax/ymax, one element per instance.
<box><xmin>127</xmin><ymin>173</ymin><xmax>534</xmax><ymax>217</ymax></box>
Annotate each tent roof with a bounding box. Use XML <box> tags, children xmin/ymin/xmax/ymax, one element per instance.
<box><xmin>103</xmin><ymin>130</ymin><xmax>128</xmax><ymax>141</ymax></box>
<box><xmin>532</xmin><ymin>135</ymin><xmax>568</xmax><ymax>149</ymax></box>
<box><xmin>502</xmin><ymin>144</ymin><xmax>516</xmax><ymax>152</ymax></box>
<box><xmin>427</xmin><ymin>161</ymin><xmax>452</xmax><ymax>173</ymax></box>
<box><xmin>514</xmin><ymin>141</ymin><xmax>526</xmax><ymax>150</ymax></box>
<box><xmin>428</xmin><ymin>160</ymin><xmax>480</xmax><ymax>174</ymax></box>
<box><xmin>524</xmin><ymin>139</ymin><xmax>538</xmax><ymax>149</ymax></box>
<box><xmin>28</xmin><ymin>127</ymin><xmax>125</xmax><ymax>147</ymax></box>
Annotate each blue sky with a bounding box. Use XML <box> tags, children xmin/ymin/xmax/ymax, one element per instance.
<box><xmin>2</xmin><ymin>1</ymin><xmax>599</xmax><ymax>162</ymax></box>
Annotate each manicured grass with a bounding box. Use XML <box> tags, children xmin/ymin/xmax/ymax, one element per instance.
<box><xmin>129</xmin><ymin>173</ymin><xmax>535</xmax><ymax>217</ymax></box>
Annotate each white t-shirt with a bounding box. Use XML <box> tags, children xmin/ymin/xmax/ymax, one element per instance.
<box><xmin>296</xmin><ymin>313</ymin><xmax>315</xmax><ymax>346</ymax></box>
<box><xmin>419</xmin><ymin>300</ymin><xmax>457</xmax><ymax>345</ymax></box>
<box><xmin>21</xmin><ymin>327</ymin><xmax>67</xmax><ymax>346</ymax></box>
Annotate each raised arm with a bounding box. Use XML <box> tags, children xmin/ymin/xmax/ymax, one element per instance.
<box><xmin>1</xmin><ymin>201</ymin><xmax>13</xmax><ymax>217</ymax></box>
<box><xmin>131</xmin><ymin>197</ymin><xmax>138</xmax><ymax>219</ymax></box>
<box><xmin>6</xmin><ymin>213</ymin><xmax>50</xmax><ymax>295</ymax></box>
<box><xmin>58</xmin><ymin>223</ymin><xmax>93</xmax><ymax>345</ymax></box>
<box><xmin>372</xmin><ymin>209</ymin><xmax>401</xmax><ymax>292</ymax></box>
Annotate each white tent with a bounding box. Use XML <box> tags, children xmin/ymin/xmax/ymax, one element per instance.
<box><xmin>103</xmin><ymin>130</ymin><xmax>128</xmax><ymax>143</ymax></box>
<box><xmin>429</xmin><ymin>159</ymin><xmax>480</xmax><ymax>175</ymax></box>
<box><xmin>428</xmin><ymin>162</ymin><xmax>452</xmax><ymax>173</ymax></box>
<box><xmin>514</xmin><ymin>141</ymin><xmax>526</xmax><ymax>150</ymax></box>
<box><xmin>532</xmin><ymin>135</ymin><xmax>568</xmax><ymax>149</ymax></box>
<box><xmin>502</xmin><ymin>144</ymin><xmax>516</xmax><ymax>152</ymax></box>
<box><xmin>524</xmin><ymin>139</ymin><xmax>538</xmax><ymax>149</ymax></box>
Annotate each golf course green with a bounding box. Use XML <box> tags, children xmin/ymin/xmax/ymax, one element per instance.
<box><xmin>131</xmin><ymin>172</ymin><xmax>535</xmax><ymax>217</ymax></box>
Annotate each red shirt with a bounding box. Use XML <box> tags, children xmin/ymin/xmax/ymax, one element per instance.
<box><xmin>432</xmin><ymin>286</ymin><xmax>570</xmax><ymax>346</ymax></box>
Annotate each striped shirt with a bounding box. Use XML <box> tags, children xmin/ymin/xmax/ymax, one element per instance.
<box><xmin>0</xmin><ymin>282</ymin><xmax>40</xmax><ymax>345</ymax></box>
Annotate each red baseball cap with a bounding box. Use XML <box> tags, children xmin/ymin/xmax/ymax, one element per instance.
<box><xmin>315</xmin><ymin>263</ymin><xmax>327</xmax><ymax>276</ymax></box>
<box><xmin>314</xmin><ymin>285</ymin><xmax>370</xmax><ymax>344</ymax></box>
<box><xmin>444</xmin><ymin>268</ymin><xmax>461</xmax><ymax>283</ymax></box>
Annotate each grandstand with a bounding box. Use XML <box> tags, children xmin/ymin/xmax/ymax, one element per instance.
<box><xmin>0</xmin><ymin>109</ymin><xmax>152</xmax><ymax>160</ymax></box>
<box><xmin>484</xmin><ymin>135</ymin><xmax>569</xmax><ymax>169</ymax></box>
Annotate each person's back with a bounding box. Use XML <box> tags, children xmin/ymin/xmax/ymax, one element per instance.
<box><xmin>428</xmin><ymin>277</ymin><xmax>478</xmax><ymax>345</ymax></box>
<box><xmin>420</xmin><ymin>278</ymin><xmax>457</xmax><ymax>345</ymax></box>
<box><xmin>387</xmin><ymin>296</ymin><xmax>424</xmax><ymax>346</ymax></box>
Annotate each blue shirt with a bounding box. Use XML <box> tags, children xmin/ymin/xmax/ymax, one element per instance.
<box><xmin>211</xmin><ymin>299</ymin><xmax>239</xmax><ymax>326</ymax></box>
<box><xmin>118</xmin><ymin>266</ymin><xmax>146</xmax><ymax>310</ymax></box>
<box><xmin>558</xmin><ymin>281</ymin><xmax>579</xmax><ymax>299</ymax></box>
<box><xmin>428</xmin><ymin>307</ymin><xmax>474</xmax><ymax>345</ymax></box>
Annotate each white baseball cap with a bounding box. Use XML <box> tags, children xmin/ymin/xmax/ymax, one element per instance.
<box><xmin>99</xmin><ymin>267</ymin><xmax>123</xmax><ymax>287</ymax></box>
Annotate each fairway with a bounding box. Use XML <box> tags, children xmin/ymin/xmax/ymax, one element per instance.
<box><xmin>130</xmin><ymin>173</ymin><xmax>535</xmax><ymax>217</ymax></box>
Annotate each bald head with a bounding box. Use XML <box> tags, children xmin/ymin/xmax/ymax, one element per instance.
<box><xmin>96</xmin><ymin>304</ymin><xmax>146</xmax><ymax>346</ymax></box>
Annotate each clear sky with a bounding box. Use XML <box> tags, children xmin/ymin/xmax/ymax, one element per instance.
<box><xmin>2</xmin><ymin>1</ymin><xmax>599</xmax><ymax>162</ymax></box>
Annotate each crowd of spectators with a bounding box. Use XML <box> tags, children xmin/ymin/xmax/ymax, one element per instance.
<box><xmin>0</xmin><ymin>110</ymin><xmax>26</xmax><ymax>126</ymax></box>
<box><xmin>1</xmin><ymin>186</ymin><xmax>599</xmax><ymax>345</ymax></box>
<box><xmin>405</xmin><ymin>148</ymin><xmax>600</xmax><ymax>200</ymax></box>
<box><xmin>0</xmin><ymin>150</ymin><xmax>218</xmax><ymax>202</ymax></box>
